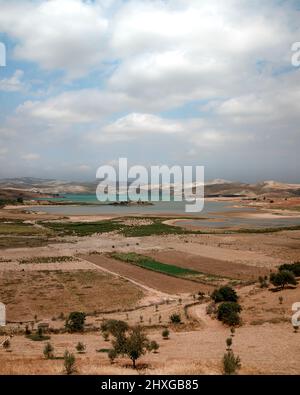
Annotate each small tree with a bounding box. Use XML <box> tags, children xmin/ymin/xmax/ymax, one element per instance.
<box><xmin>258</xmin><ymin>276</ymin><xmax>268</xmax><ymax>288</ymax></box>
<box><xmin>270</xmin><ymin>270</ymin><xmax>297</xmax><ymax>290</ymax></box>
<box><xmin>230</xmin><ymin>327</ymin><xmax>235</xmax><ymax>337</ymax></box>
<box><xmin>226</xmin><ymin>337</ymin><xmax>232</xmax><ymax>351</ymax></box>
<box><xmin>148</xmin><ymin>340</ymin><xmax>159</xmax><ymax>353</ymax></box>
<box><xmin>65</xmin><ymin>312</ymin><xmax>86</xmax><ymax>333</ymax></box>
<box><xmin>162</xmin><ymin>328</ymin><xmax>170</xmax><ymax>340</ymax></box>
<box><xmin>170</xmin><ymin>313</ymin><xmax>181</xmax><ymax>324</ymax></box>
<box><xmin>43</xmin><ymin>342</ymin><xmax>54</xmax><ymax>359</ymax></box>
<box><xmin>111</xmin><ymin>325</ymin><xmax>151</xmax><ymax>369</ymax></box>
<box><xmin>279</xmin><ymin>262</ymin><xmax>300</xmax><ymax>277</ymax></box>
<box><xmin>76</xmin><ymin>342</ymin><xmax>86</xmax><ymax>353</ymax></box>
<box><xmin>2</xmin><ymin>339</ymin><xmax>10</xmax><ymax>351</ymax></box>
<box><xmin>100</xmin><ymin>320</ymin><xmax>129</xmax><ymax>338</ymax></box>
<box><xmin>223</xmin><ymin>351</ymin><xmax>241</xmax><ymax>375</ymax></box>
<box><xmin>217</xmin><ymin>302</ymin><xmax>242</xmax><ymax>326</ymax></box>
<box><xmin>211</xmin><ymin>286</ymin><xmax>238</xmax><ymax>303</ymax></box>
<box><xmin>63</xmin><ymin>350</ymin><xmax>76</xmax><ymax>375</ymax></box>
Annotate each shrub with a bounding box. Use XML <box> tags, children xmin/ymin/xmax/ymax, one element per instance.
<box><xmin>258</xmin><ymin>276</ymin><xmax>268</xmax><ymax>288</ymax></box>
<box><xmin>102</xmin><ymin>331</ymin><xmax>109</xmax><ymax>342</ymax></box>
<box><xmin>217</xmin><ymin>302</ymin><xmax>242</xmax><ymax>326</ymax></box>
<box><xmin>65</xmin><ymin>312</ymin><xmax>86</xmax><ymax>333</ymax></box>
<box><xmin>162</xmin><ymin>328</ymin><xmax>170</xmax><ymax>339</ymax></box>
<box><xmin>43</xmin><ymin>342</ymin><xmax>54</xmax><ymax>359</ymax></box>
<box><xmin>148</xmin><ymin>340</ymin><xmax>159</xmax><ymax>353</ymax></box>
<box><xmin>226</xmin><ymin>337</ymin><xmax>232</xmax><ymax>350</ymax></box>
<box><xmin>211</xmin><ymin>286</ymin><xmax>238</xmax><ymax>303</ymax></box>
<box><xmin>63</xmin><ymin>350</ymin><xmax>76</xmax><ymax>375</ymax></box>
<box><xmin>206</xmin><ymin>302</ymin><xmax>217</xmax><ymax>315</ymax></box>
<box><xmin>2</xmin><ymin>339</ymin><xmax>10</xmax><ymax>350</ymax></box>
<box><xmin>279</xmin><ymin>262</ymin><xmax>300</xmax><ymax>277</ymax></box>
<box><xmin>75</xmin><ymin>342</ymin><xmax>86</xmax><ymax>353</ymax></box>
<box><xmin>270</xmin><ymin>270</ymin><xmax>297</xmax><ymax>290</ymax></box>
<box><xmin>223</xmin><ymin>351</ymin><xmax>241</xmax><ymax>375</ymax></box>
<box><xmin>170</xmin><ymin>313</ymin><xmax>181</xmax><ymax>324</ymax></box>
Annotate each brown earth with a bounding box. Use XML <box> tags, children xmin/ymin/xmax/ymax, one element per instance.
<box><xmin>143</xmin><ymin>250</ymin><xmax>270</xmax><ymax>281</ymax></box>
<box><xmin>81</xmin><ymin>254</ymin><xmax>209</xmax><ymax>295</ymax></box>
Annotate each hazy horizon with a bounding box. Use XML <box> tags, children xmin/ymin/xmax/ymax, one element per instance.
<box><xmin>0</xmin><ymin>0</ymin><xmax>300</xmax><ymax>182</ymax></box>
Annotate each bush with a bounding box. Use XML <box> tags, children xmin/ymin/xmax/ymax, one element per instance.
<box><xmin>63</xmin><ymin>350</ymin><xmax>76</xmax><ymax>375</ymax></box>
<box><xmin>211</xmin><ymin>286</ymin><xmax>238</xmax><ymax>303</ymax></box>
<box><xmin>270</xmin><ymin>270</ymin><xmax>297</xmax><ymax>290</ymax></box>
<box><xmin>2</xmin><ymin>339</ymin><xmax>10</xmax><ymax>350</ymax></box>
<box><xmin>223</xmin><ymin>351</ymin><xmax>241</xmax><ymax>375</ymax></box>
<box><xmin>75</xmin><ymin>342</ymin><xmax>86</xmax><ymax>353</ymax></box>
<box><xmin>102</xmin><ymin>331</ymin><xmax>109</xmax><ymax>342</ymax></box>
<box><xmin>217</xmin><ymin>302</ymin><xmax>242</xmax><ymax>326</ymax></box>
<box><xmin>169</xmin><ymin>313</ymin><xmax>181</xmax><ymax>324</ymax></box>
<box><xmin>162</xmin><ymin>328</ymin><xmax>170</xmax><ymax>339</ymax></box>
<box><xmin>43</xmin><ymin>342</ymin><xmax>54</xmax><ymax>359</ymax></box>
<box><xmin>148</xmin><ymin>340</ymin><xmax>159</xmax><ymax>353</ymax></box>
<box><xmin>258</xmin><ymin>276</ymin><xmax>268</xmax><ymax>288</ymax></box>
<box><xmin>65</xmin><ymin>312</ymin><xmax>86</xmax><ymax>333</ymax></box>
<box><xmin>279</xmin><ymin>262</ymin><xmax>300</xmax><ymax>277</ymax></box>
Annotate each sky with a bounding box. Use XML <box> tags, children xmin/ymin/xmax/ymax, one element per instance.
<box><xmin>0</xmin><ymin>0</ymin><xmax>300</xmax><ymax>182</ymax></box>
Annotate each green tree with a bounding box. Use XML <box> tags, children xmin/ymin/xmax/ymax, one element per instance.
<box><xmin>111</xmin><ymin>325</ymin><xmax>152</xmax><ymax>369</ymax></box>
<box><xmin>148</xmin><ymin>340</ymin><xmax>159</xmax><ymax>353</ymax></box>
<box><xmin>75</xmin><ymin>342</ymin><xmax>86</xmax><ymax>353</ymax></box>
<box><xmin>211</xmin><ymin>286</ymin><xmax>238</xmax><ymax>303</ymax></box>
<box><xmin>270</xmin><ymin>270</ymin><xmax>297</xmax><ymax>290</ymax></box>
<box><xmin>169</xmin><ymin>313</ymin><xmax>181</xmax><ymax>324</ymax></box>
<box><xmin>65</xmin><ymin>312</ymin><xmax>86</xmax><ymax>333</ymax></box>
<box><xmin>217</xmin><ymin>302</ymin><xmax>242</xmax><ymax>326</ymax></box>
<box><xmin>162</xmin><ymin>328</ymin><xmax>170</xmax><ymax>339</ymax></box>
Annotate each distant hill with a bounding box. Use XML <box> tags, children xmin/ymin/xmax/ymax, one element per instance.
<box><xmin>0</xmin><ymin>177</ymin><xmax>299</xmax><ymax>200</ymax></box>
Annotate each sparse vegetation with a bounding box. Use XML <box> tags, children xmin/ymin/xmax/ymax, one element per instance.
<box><xmin>223</xmin><ymin>351</ymin><xmax>241</xmax><ymax>375</ymax></box>
<box><xmin>162</xmin><ymin>328</ymin><xmax>170</xmax><ymax>339</ymax></box>
<box><xmin>43</xmin><ymin>342</ymin><xmax>54</xmax><ymax>359</ymax></box>
<box><xmin>75</xmin><ymin>342</ymin><xmax>86</xmax><ymax>353</ymax></box>
<box><xmin>63</xmin><ymin>350</ymin><xmax>76</xmax><ymax>375</ymax></box>
<box><xmin>170</xmin><ymin>313</ymin><xmax>181</xmax><ymax>324</ymax></box>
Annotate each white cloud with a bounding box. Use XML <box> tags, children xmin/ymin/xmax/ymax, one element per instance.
<box><xmin>17</xmin><ymin>90</ymin><xmax>134</xmax><ymax>124</ymax></box>
<box><xmin>21</xmin><ymin>153</ymin><xmax>40</xmax><ymax>161</ymax></box>
<box><xmin>0</xmin><ymin>70</ymin><xmax>25</xmax><ymax>92</ymax></box>
<box><xmin>0</xmin><ymin>0</ymin><xmax>108</xmax><ymax>78</ymax></box>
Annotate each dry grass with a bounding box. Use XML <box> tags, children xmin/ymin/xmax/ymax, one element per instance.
<box><xmin>0</xmin><ymin>270</ymin><xmax>144</xmax><ymax>322</ymax></box>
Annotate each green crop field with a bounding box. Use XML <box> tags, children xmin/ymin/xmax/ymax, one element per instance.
<box><xmin>111</xmin><ymin>252</ymin><xmax>199</xmax><ymax>277</ymax></box>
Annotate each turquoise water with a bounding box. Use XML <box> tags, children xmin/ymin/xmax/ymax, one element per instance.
<box><xmin>28</xmin><ymin>194</ymin><xmax>300</xmax><ymax>228</ymax></box>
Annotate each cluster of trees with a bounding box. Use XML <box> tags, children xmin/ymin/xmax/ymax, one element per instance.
<box><xmin>210</xmin><ymin>286</ymin><xmax>242</xmax><ymax>326</ymax></box>
<box><xmin>258</xmin><ymin>262</ymin><xmax>299</xmax><ymax>290</ymax></box>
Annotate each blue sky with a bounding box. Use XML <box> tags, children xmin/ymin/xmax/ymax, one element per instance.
<box><xmin>0</xmin><ymin>0</ymin><xmax>300</xmax><ymax>182</ymax></box>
